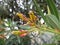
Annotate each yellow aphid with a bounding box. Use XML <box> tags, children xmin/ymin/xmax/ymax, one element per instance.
<box><xmin>28</xmin><ymin>11</ymin><xmax>37</xmax><ymax>22</ymax></box>
<box><xmin>16</xmin><ymin>13</ymin><xmax>28</xmax><ymax>22</ymax></box>
<box><xmin>29</xmin><ymin>11</ymin><xmax>34</xmax><ymax>21</ymax></box>
<box><xmin>12</xmin><ymin>30</ymin><xmax>28</xmax><ymax>36</ymax></box>
<box><xmin>12</xmin><ymin>31</ymin><xmax>21</xmax><ymax>35</ymax></box>
<box><xmin>16</xmin><ymin>13</ymin><xmax>24</xmax><ymax>20</ymax></box>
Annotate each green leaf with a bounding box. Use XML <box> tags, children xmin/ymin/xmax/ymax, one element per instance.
<box><xmin>0</xmin><ymin>6</ymin><xmax>9</xmax><ymax>17</ymax></box>
<box><xmin>19</xmin><ymin>25</ymin><xmax>31</xmax><ymax>30</ymax></box>
<box><xmin>58</xmin><ymin>11</ymin><xmax>60</xmax><ymax>22</ymax></box>
<box><xmin>0</xmin><ymin>38</ymin><xmax>5</xmax><ymax>45</ymax></box>
<box><xmin>45</xmin><ymin>15</ymin><xmax>60</xmax><ymax>30</ymax></box>
<box><xmin>45</xmin><ymin>0</ymin><xmax>59</xmax><ymax>19</ymax></box>
<box><xmin>32</xmin><ymin>0</ymin><xmax>46</xmax><ymax>20</ymax></box>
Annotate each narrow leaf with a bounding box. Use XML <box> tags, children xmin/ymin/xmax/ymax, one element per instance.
<box><xmin>32</xmin><ymin>0</ymin><xmax>46</xmax><ymax>20</ymax></box>
<box><xmin>45</xmin><ymin>15</ymin><xmax>60</xmax><ymax>30</ymax></box>
<box><xmin>45</xmin><ymin>0</ymin><xmax>59</xmax><ymax>19</ymax></box>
